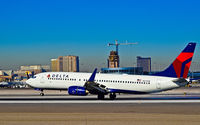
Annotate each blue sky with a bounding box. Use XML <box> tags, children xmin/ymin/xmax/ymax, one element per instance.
<box><xmin>0</xmin><ymin>0</ymin><xmax>200</xmax><ymax>71</ymax></box>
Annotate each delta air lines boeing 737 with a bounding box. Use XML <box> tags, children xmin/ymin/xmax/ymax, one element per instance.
<box><xmin>26</xmin><ymin>43</ymin><xmax>196</xmax><ymax>99</ymax></box>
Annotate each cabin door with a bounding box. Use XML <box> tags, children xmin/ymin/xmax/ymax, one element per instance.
<box><xmin>156</xmin><ymin>80</ymin><xmax>161</xmax><ymax>89</ymax></box>
<box><xmin>40</xmin><ymin>76</ymin><xmax>45</xmax><ymax>83</ymax></box>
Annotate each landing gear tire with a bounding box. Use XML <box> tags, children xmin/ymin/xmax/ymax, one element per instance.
<box><xmin>40</xmin><ymin>89</ymin><xmax>44</xmax><ymax>96</ymax></box>
<box><xmin>40</xmin><ymin>93</ymin><xmax>44</xmax><ymax>96</ymax></box>
<box><xmin>109</xmin><ymin>93</ymin><xmax>116</xmax><ymax>100</ymax></box>
<box><xmin>98</xmin><ymin>94</ymin><xmax>105</xmax><ymax>100</ymax></box>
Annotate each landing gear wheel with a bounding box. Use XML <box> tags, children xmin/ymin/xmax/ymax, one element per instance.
<box><xmin>98</xmin><ymin>94</ymin><xmax>105</xmax><ymax>100</ymax></box>
<box><xmin>40</xmin><ymin>89</ymin><xmax>44</xmax><ymax>96</ymax></box>
<box><xmin>109</xmin><ymin>93</ymin><xmax>116</xmax><ymax>100</ymax></box>
<box><xmin>40</xmin><ymin>93</ymin><xmax>44</xmax><ymax>96</ymax></box>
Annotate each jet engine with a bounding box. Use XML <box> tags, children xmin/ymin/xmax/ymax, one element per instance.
<box><xmin>68</xmin><ymin>86</ymin><xmax>88</xmax><ymax>96</ymax></box>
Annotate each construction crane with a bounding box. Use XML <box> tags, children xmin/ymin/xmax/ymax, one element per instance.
<box><xmin>108</xmin><ymin>40</ymin><xmax>138</xmax><ymax>55</ymax></box>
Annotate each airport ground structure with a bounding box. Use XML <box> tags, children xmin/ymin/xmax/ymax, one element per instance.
<box><xmin>101</xmin><ymin>67</ymin><xmax>143</xmax><ymax>75</ymax></box>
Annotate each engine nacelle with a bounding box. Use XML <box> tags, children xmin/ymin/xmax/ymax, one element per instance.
<box><xmin>68</xmin><ymin>86</ymin><xmax>88</xmax><ymax>96</ymax></box>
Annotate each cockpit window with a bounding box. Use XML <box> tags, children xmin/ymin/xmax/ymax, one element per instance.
<box><xmin>33</xmin><ymin>76</ymin><xmax>37</xmax><ymax>78</ymax></box>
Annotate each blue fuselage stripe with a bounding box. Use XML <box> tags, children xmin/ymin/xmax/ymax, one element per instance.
<box><xmin>108</xmin><ymin>89</ymin><xmax>148</xmax><ymax>94</ymax></box>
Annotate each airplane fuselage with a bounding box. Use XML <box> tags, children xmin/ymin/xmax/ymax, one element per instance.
<box><xmin>27</xmin><ymin>72</ymin><xmax>185</xmax><ymax>94</ymax></box>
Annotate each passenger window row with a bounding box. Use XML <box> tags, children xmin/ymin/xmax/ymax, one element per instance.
<box><xmin>47</xmin><ymin>78</ymin><xmax>150</xmax><ymax>84</ymax></box>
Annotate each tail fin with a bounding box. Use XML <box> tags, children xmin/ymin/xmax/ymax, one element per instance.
<box><xmin>154</xmin><ymin>43</ymin><xmax>196</xmax><ymax>78</ymax></box>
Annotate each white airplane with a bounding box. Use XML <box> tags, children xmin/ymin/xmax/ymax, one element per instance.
<box><xmin>0</xmin><ymin>81</ymin><xmax>26</xmax><ymax>88</ymax></box>
<box><xmin>0</xmin><ymin>82</ymin><xmax>11</xmax><ymax>87</ymax></box>
<box><xmin>26</xmin><ymin>43</ymin><xmax>196</xmax><ymax>99</ymax></box>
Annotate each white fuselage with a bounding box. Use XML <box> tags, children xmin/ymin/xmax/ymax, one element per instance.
<box><xmin>26</xmin><ymin>72</ymin><xmax>186</xmax><ymax>94</ymax></box>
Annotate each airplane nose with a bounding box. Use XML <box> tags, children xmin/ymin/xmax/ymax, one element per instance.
<box><xmin>26</xmin><ymin>79</ymin><xmax>33</xmax><ymax>87</ymax></box>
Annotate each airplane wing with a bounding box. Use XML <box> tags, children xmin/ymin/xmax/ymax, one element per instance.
<box><xmin>84</xmin><ymin>68</ymin><xmax>108</xmax><ymax>95</ymax></box>
<box><xmin>172</xmin><ymin>78</ymin><xmax>189</xmax><ymax>87</ymax></box>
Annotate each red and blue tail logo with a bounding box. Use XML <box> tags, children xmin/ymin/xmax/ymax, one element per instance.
<box><xmin>154</xmin><ymin>43</ymin><xmax>196</xmax><ymax>78</ymax></box>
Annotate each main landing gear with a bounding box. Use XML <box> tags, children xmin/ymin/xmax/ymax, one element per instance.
<box><xmin>109</xmin><ymin>93</ymin><xmax>116</xmax><ymax>100</ymax></box>
<box><xmin>97</xmin><ymin>93</ymin><xmax>116</xmax><ymax>100</ymax></box>
<box><xmin>98</xmin><ymin>94</ymin><xmax>105</xmax><ymax>100</ymax></box>
<box><xmin>40</xmin><ymin>89</ymin><xmax>44</xmax><ymax>96</ymax></box>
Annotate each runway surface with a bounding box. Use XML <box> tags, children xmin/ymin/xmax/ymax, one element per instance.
<box><xmin>0</xmin><ymin>88</ymin><xmax>199</xmax><ymax>104</ymax></box>
<box><xmin>0</xmin><ymin>95</ymin><xmax>200</xmax><ymax>103</ymax></box>
<box><xmin>0</xmin><ymin>101</ymin><xmax>200</xmax><ymax>125</ymax></box>
<box><xmin>0</xmin><ymin>88</ymin><xmax>199</xmax><ymax>125</ymax></box>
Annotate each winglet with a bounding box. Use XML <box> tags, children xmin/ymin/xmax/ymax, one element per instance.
<box><xmin>88</xmin><ymin>68</ymin><xmax>97</xmax><ymax>82</ymax></box>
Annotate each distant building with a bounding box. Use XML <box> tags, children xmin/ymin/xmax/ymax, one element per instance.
<box><xmin>188</xmin><ymin>72</ymin><xmax>200</xmax><ymax>81</ymax></box>
<box><xmin>41</xmin><ymin>65</ymin><xmax>51</xmax><ymax>72</ymax></box>
<box><xmin>20</xmin><ymin>65</ymin><xmax>40</xmax><ymax>73</ymax></box>
<box><xmin>63</xmin><ymin>56</ymin><xmax>79</xmax><ymax>72</ymax></box>
<box><xmin>108</xmin><ymin>51</ymin><xmax>119</xmax><ymax>68</ymax></box>
<box><xmin>15</xmin><ymin>65</ymin><xmax>50</xmax><ymax>80</ymax></box>
<box><xmin>20</xmin><ymin>65</ymin><xmax>41</xmax><ymax>74</ymax></box>
<box><xmin>57</xmin><ymin>56</ymin><xmax>63</xmax><ymax>72</ymax></box>
<box><xmin>51</xmin><ymin>55</ymin><xmax>79</xmax><ymax>72</ymax></box>
<box><xmin>137</xmin><ymin>56</ymin><xmax>151</xmax><ymax>73</ymax></box>
<box><xmin>51</xmin><ymin>59</ymin><xmax>58</xmax><ymax>72</ymax></box>
<box><xmin>101</xmin><ymin>67</ymin><xmax>143</xmax><ymax>75</ymax></box>
<box><xmin>20</xmin><ymin>65</ymin><xmax>50</xmax><ymax>74</ymax></box>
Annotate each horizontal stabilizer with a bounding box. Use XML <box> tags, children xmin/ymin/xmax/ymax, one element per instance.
<box><xmin>172</xmin><ymin>78</ymin><xmax>188</xmax><ymax>83</ymax></box>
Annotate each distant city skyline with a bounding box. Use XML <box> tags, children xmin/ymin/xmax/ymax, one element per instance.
<box><xmin>0</xmin><ymin>0</ymin><xmax>200</xmax><ymax>72</ymax></box>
